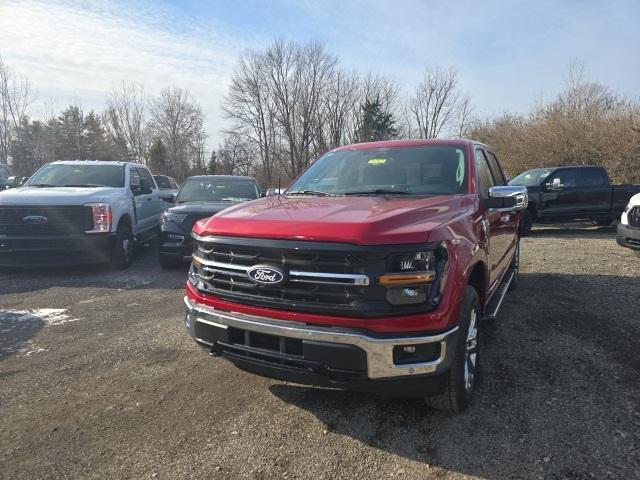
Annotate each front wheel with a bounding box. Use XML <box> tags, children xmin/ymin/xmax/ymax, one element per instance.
<box><xmin>425</xmin><ymin>286</ymin><xmax>480</xmax><ymax>413</ymax></box>
<box><xmin>519</xmin><ymin>210</ymin><xmax>534</xmax><ymax>236</ymax></box>
<box><xmin>110</xmin><ymin>224</ymin><xmax>134</xmax><ymax>270</ymax></box>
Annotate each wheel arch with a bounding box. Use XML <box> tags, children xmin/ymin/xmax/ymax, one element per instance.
<box><xmin>466</xmin><ymin>261</ymin><xmax>488</xmax><ymax>312</ymax></box>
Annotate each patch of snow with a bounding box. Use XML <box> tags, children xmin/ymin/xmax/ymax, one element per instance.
<box><xmin>1</xmin><ymin>308</ymin><xmax>79</xmax><ymax>326</ymax></box>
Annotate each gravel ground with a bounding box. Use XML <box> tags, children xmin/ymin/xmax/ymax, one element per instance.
<box><xmin>1</xmin><ymin>225</ymin><xmax>639</xmax><ymax>480</ymax></box>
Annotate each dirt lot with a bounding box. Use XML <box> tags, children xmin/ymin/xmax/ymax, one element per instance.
<box><xmin>1</xmin><ymin>225</ymin><xmax>639</xmax><ymax>480</ymax></box>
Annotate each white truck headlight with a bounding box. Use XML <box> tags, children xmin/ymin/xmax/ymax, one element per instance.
<box><xmin>85</xmin><ymin>203</ymin><xmax>112</xmax><ymax>233</ymax></box>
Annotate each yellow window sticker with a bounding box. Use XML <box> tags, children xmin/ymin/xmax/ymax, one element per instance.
<box><xmin>368</xmin><ymin>158</ymin><xmax>387</xmax><ymax>165</ymax></box>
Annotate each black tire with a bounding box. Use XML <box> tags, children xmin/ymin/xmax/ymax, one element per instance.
<box><xmin>592</xmin><ymin>216</ymin><xmax>613</xmax><ymax>227</ymax></box>
<box><xmin>508</xmin><ymin>239</ymin><xmax>520</xmax><ymax>292</ymax></box>
<box><xmin>519</xmin><ymin>209</ymin><xmax>534</xmax><ymax>236</ymax></box>
<box><xmin>425</xmin><ymin>286</ymin><xmax>480</xmax><ymax>413</ymax></box>
<box><xmin>110</xmin><ymin>224</ymin><xmax>134</xmax><ymax>270</ymax></box>
<box><xmin>159</xmin><ymin>254</ymin><xmax>182</xmax><ymax>269</ymax></box>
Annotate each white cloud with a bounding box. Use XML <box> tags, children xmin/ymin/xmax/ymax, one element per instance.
<box><xmin>0</xmin><ymin>0</ymin><xmax>258</xmax><ymax>145</ymax></box>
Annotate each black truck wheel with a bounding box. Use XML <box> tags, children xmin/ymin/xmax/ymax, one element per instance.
<box><xmin>425</xmin><ymin>286</ymin><xmax>480</xmax><ymax>413</ymax></box>
<box><xmin>159</xmin><ymin>254</ymin><xmax>182</xmax><ymax>269</ymax></box>
<box><xmin>519</xmin><ymin>209</ymin><xmax>534</xmax><ymax>236</ymax></box>
<box><xmin>110</xmin><ymin>224</ymin><xmax>134</xmax><ymax>270</ymax></box>
<box><xmin>592</xmin><ymin>216</ymin><xmax>613</xmax><ymax>227</ymax></box>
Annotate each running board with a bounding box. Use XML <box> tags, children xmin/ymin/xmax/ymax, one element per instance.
<box><xmin>482</xmin><ymin>268</ymin><xmax>515</xmax><ymax>320</ymax></box>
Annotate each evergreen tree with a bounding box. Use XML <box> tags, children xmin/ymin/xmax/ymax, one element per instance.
<box><xmin>356</xmin><ymin>96</ymin><xmax>397</xmax><ymax>142</ymax></box>
<box><xmin>206</xmin><ymin>149</ymin><xmax>217</xmax><ymax>174</ymax></box>
<box><xmin>148</xmin><ymin>137</ymin><xmax>167</xmax><ymax>175</ymax></box>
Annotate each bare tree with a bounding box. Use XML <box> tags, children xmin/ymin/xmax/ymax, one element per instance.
<box><xmin>149</xmin><ymin>87</ymin><xmax>206</xmax><ymax>180</ymax></box>
<box><xmin>455</xmin><ymin>94</ymin><xmax>474</xmax><ymax>138</ymax></box>
<box><xmin>0</xmin><ymin>55</ymin><xmax>35</xmax><ymax>164</ymax></box>
<box><xmin>217</xmin><ymin>132</ymin><xmax>257</xmax><ymax>176</ymax></box>
<box><xmin>408</xmin><ymin>67</ymin><xmax>463</xmax><ymax>139</ymax></box>
<box><xmin>105</xmin><ymin>81</ymin><xmax>148</xmax><ymax>163</ymax></box>
<box><xmin>223</xmin><ymin>49</ymin><xmax>278</xmax><ymax>183</ymax></box>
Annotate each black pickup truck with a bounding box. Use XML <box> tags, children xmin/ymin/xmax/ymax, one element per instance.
<box><xmin>508</xmin><ymin>165</ymin><xmax>640</xmax><ymax>234</ymax></box>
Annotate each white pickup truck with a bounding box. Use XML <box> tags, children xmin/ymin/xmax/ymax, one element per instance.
<box><xmin>617</xmin><ymin>193</ymin><xmax>640</xmax><ymax>258</ymax></box>
<box><xmin>0</xmin><ymin>160</ymin><xmax>164</xmax><ymax>269</ymax></box>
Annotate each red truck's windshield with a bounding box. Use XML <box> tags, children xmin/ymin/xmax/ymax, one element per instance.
<box><xmin>288</xmin><ymin>145</ymin><xmax>467</xmax><ymax>196</ymax></box>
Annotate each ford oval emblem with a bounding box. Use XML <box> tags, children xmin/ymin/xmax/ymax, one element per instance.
<box><xmin>247</xmin><ymin>265</ymin><xmax>285</xmax><ymax>285</ymax></box>
<box><xmin>22</xmin><ymin>215</ymin><xmax>48</xmax><ymax>225</ymax></box>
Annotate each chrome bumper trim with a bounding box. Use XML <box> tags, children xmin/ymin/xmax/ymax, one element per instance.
<box><xmin>184</xmin><ymin>296</ymin><xmax>457</xmax><ymax>379</ymax></box>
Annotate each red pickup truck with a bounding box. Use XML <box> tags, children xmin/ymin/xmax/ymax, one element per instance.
<box><xmin>184</xmin><ymin>139</ymin><xmax>528</xmax><ymax>412</ymax></box>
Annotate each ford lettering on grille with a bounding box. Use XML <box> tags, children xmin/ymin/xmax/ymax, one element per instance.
<box><xmin>247</xmin><ymin>265</ymin><xmax>285</xmax><ymax>285</ymax></box>
<box><xmin>22</xmin><ymin>215</ymin><xmax>48</xmax><ymax>225</ymax></box>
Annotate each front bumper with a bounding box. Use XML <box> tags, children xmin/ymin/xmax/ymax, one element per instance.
<box><xmin>616</xmin><ymin>223</ymin><xmax>640</xmax><ymax>250</ymax></box>
<box><xmin>158</xmin><ymin>225</ymin><xmax>193</xmax><ymax>262</ymax></box>
<box><xmin>0</xmin><ymin>233</ymin><xmax>117</xmax><ymax>267</ymax></box>
<box><xmin>184</xmin><ymin>296</ymin><xmax>458</xmax><ymax>396</ymax></box>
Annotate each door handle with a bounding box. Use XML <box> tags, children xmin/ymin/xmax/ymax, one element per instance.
<box><xmin>146</xmin><ymin>197</ymin><xmax>153</xmax><ymax>201</ymax></box>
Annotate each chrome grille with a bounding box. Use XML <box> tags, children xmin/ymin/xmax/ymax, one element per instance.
<box><xmin>190</xmin><ymin>234</ymin><xmax>390</xmax><ymax>315</ymax></box>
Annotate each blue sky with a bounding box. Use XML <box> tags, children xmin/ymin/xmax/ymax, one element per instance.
<box><xmin>1</xmin><ymin>0</ymin><xmax>638</xmax><ymax>146</ymax></box>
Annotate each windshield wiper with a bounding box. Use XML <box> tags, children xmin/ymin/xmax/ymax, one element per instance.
<box><xmin>28</xmin><ymin>183</ymin><xmax>58</xmax><ymax>188</ymax></box>
<box><xmin>286</xmin><ymin>190</ymin><xmax>335</xmax><ymax>197</ymax></box>
<box><xmin>61</xmin><ymin>184</ymin><xmax>104</xmax><ymax>188</ymax></box>
<box><xmin>343</xmin><ymin>188</ymin><xmax>411</xmax><ymax>195</ymax></box>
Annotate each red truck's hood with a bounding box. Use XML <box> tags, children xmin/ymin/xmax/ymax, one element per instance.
<box><xmin>195</xmin><ymin>195</ymin><xmax>469</xmax><ymax>245</ymax></box>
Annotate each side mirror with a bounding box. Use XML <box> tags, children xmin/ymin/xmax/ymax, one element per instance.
<box><xmin>20</xmin><ymin>176</ymin><xmax>29</xmax><ymax>186</ymax></box>
<box><xmin>6</xmin><ymin>176</ymin><xmax>19</xmax><ymax>188</ymax></box>
<box><xmin>486</xmin><ymin>186</ymin><xmax>528</xmax><ymax>212</ymax></box>
<box><xmin>161</xmin><ymin>193</ymin><xmax>176</xmax><ymax>202</ymax></box>
<box><xmin>545</xmin><ymin>178</ymin><xmax>563</xmax><ymax>190</ymax></box>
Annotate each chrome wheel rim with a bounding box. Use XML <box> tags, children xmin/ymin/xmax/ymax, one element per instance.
<box><xmin>464</xmin><ymin>308</ymin><xmax>478</xmax><ymax>391</ymax></box>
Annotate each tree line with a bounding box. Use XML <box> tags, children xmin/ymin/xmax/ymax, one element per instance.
<box><xmin>2</xmin><ymin>44</ymin><xmax>639</xmax><ymax>185</ymax></box>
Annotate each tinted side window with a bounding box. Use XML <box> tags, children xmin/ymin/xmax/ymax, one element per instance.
<box><xmin>155</xmin><ymin>176</ymin><xmax>172</xmax><ymax>189</ymax></box>
<box><xmin>137</xmin><ymin>168</ymin><xmax>156</xmax><ymax>188</ymax></box>
<box><xmin>486</xmin><ymin>151</ymin><xmax>506</xmax><ymax>185</ymax></box>
<box><xmin>580</xmin><ymin>168</ymin><xmax>607</xmax><ymax>186</ymax></box>
<box><xmin>554</xmin><ymin>169</ymin><xmax>578</xmax><ymax>187</ymax></box>
<box><xmin>130</xmin><ymin>168</ymin><xmax>141</xmax><ymax>194</ymax></box>
<box><xmin>475</xmin><ymin>149</ymin><xmax>495</xmax><ymax>198</ymax></box>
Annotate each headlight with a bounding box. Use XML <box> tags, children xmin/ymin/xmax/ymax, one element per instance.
<box><xmin>85</xmin><ymin>203</ymin><xmax>112</xmax><ymax>233</ymax></box>
<box><xmin>378</xmin><ymin>245</ymin><xmax>449</xmax><ymax>306</ymax></box>
<box><xmin>161</xmin><ymin>211</ymin><xmax>187</xmax><ymax>223</ymax></box>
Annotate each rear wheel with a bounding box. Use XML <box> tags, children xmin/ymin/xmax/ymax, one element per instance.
<box><xmin>110</xmin><ymin>224</ymin><xmax>134</xmax><ymax>270</ymax></box>
<box><xmin>425</xmin><ymin>286</ymin><xmax>480</xmax><ymax>413</ymax></box>
<box><xmin>592</xmin><ymin>216</ymin><xmax>613</xmax><ymax>227</ymax></box>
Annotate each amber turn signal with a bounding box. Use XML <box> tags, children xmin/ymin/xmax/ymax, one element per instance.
<box><xmin>377</xmin><ymin>271</ymin><xmax>435</xmax><ymax>286</ymax></box>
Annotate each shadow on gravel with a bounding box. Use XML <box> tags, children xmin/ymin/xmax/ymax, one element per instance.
<box><xmin>529</xmin><ymin>224</ymin><xmax>616</xmax><ymax>239</ymax></box>
<box><xmin>270</xmin><ymin>270</ymin><xmax>640</xmax><ymax>479</ymax></box>
<box><xmin>0</xmin><ymin>310</ymin><xmax>46</xmax><ymax>360</ymax></box>
<box><xmin>0</xmin><ymin>247</ymin><xmax>188</xmax><ymax>295</ymax></box>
